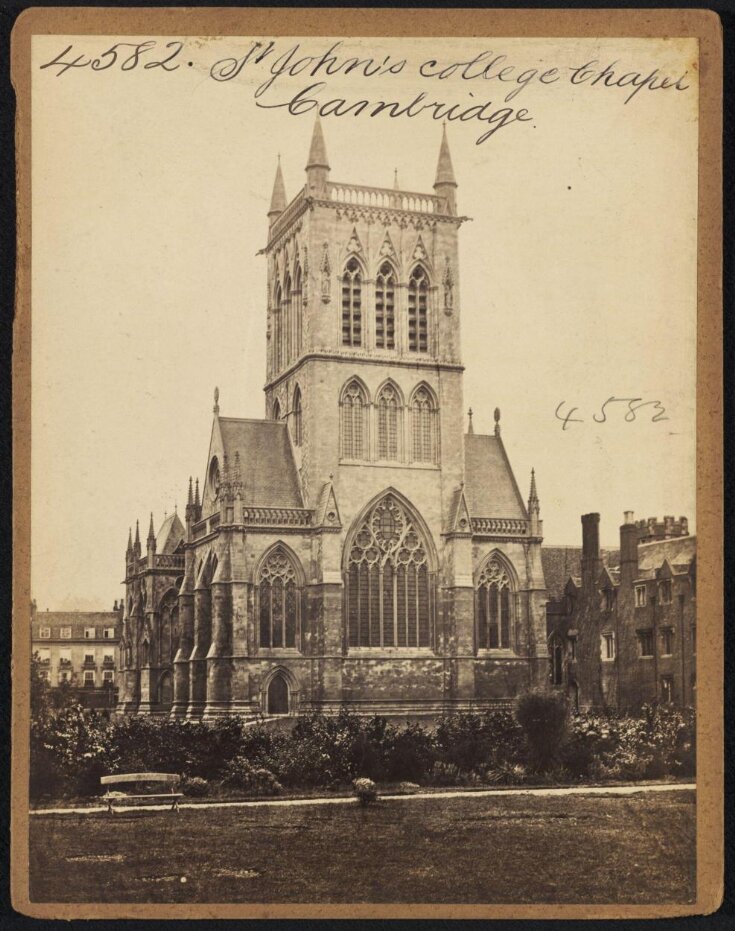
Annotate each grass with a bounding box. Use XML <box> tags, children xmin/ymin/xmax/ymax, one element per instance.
<box><xmin>29</xmin><ymin>789</ymin><xmax>696</xmax><ymax>904</ymax></box>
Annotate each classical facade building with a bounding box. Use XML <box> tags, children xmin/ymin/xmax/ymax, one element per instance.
<box><xmin>118</xmin><ymin>120</ymin><xmax>549</xmax><ymax>718</ymax></box>
<box><xmin>31</xmin><ymin>602</ymin><xmax>123</xmax><ymax>710</ymax></box>
<box><xmin>545</xmin><ymin>513</ymin><xmax>696</xmax><ymax>711</ymax></box>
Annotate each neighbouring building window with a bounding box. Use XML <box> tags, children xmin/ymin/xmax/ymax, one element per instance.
<box><xmin>102</xmin><ymin>670</ymin><xmax>114</xmax><ymax>685</ymax></box>
<box><xmin>103</xmin><ymin>651</ymin><xmax>115</xmax><ymax>665</ymax></box>
<box><xmin>407</xmin><ymin>266</ymin><xmax>429</xmax><ymax>352</ymax></box>
<box><xmin>601</xmin><ymin>632</ymin><xmax>616</xmax><ymax>661</ymax></box>
<box><xmin>661</xmin><ymin>627</ymin><xmax>674</xmax><ymax>655</ymax></box>
<box><xmin>375</xmin><ymin>262</ymin><xmax>396</xmax><ymax>350</ymax></box>
<box><xmin>346</xmin><ymin>494</ymin><xmax>433</xmax><ymax>649</ymax></box>
<box><xmin>83</xmin><ymin>670</ymin><xmax>95</xmax><ymax>688</ymax></box>
<box><xmin>550</xmin><ymin>635</ymin><xmax>564</xmax><ymax>685</ymax></box>
<box><xmin>59</xmin><ymin>670</ymin><xmax>71</xmax><ymax>683</ymax></box>
<box><xmin>258</xmin><ymin>547</ymin><xmax>300</xmax><ymax>650</ymax></box>
<box><xmin>638</xmin><ymin>629</ymin><xmax>654</xmax><ymax>657</ymax></box>
<box><xmin>411</xmin><ymin>386</ymin><xmax>437</xmax><ymax>464</ymax></box>
<box><xmin>84</xmin><ymin>652</ymin><xmax>95</xmax><ymax>666</ymax></box>
<box><xmin>59</xmin><ymin>649</ymin><xmax>72</xmax><ymax>666</ymax></box>
<box><xmin>659</xmin><ymin>579</ymin><xmax>673</xmax><ymax>604</ymax></box>
<box><xmin>39</xmin><ymin>626</ymin><xmax>51</xmax><ymax>639</ymax></box>
<box><xmin>39</xmin><ymin>670</ymin><xmax>51</xmax><ymax>682</ymax></box>
<box><xmin>660</xmin><ymin>675</ymin><xmax>674</xmax><ymax>704</ymax></box>
<box><xmin>84</xmin><ymin>627</ymin><xmax>96</xmax><ymax>639</ymax></box>
<box><xmin>635</xmin><ymin>585</ymin><xmax>647</xmax><ymax>607</ymax></box>
<box><xmin>340</xmin><ymin>380</ymin><xmax>368</xmax><ymax>460</ymax></box>
<box><xmin>37</xmin><ymin>649</ymin><xmax>50</xmax><ymax>665</ymax></box>
<box><xmin>103</xmin><ymin>627</ymin><xmax>116</xmax><ymax>639</ymax></box>
<box><xmin>376</xmin><ymin>384</ymin><xmax>401</xmax><ymax>461</ymax></box>
<box><xmin>601</xmin><ymin>588</ymin><xmax>615</xmax><ymax>612</ymax></box>
<box><xmin>60</xmin><ymin>627</ymin><xmax>72</xmax><ymax>639</ymax></box>
<box><xmin>341</xmin><ymin>258</ymin><xmax>362</xmax><ymax>347</ymax></box>
<box><xmin>292</xmin><ymin>386</ymin><xmax>302</xmax><ymax>446</ymax></box>
<box><xmin>568</xmin><ymin>636</ymin><xmax>577</xmax><ymax>661</ymax></box>
<box><xmin>476</xmin><ymin>556</ymin><xmax>514</xmax><ymax>650</ymax></box>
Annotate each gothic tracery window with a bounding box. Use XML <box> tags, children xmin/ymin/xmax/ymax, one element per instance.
<box><xmin>411</xmin><ymin>386</ymin><xmax>437</xmax><ymax>463</ymax></box>
<box><xmin>375</xmin><ymin>262</ymin><xmax>396</xmax><ymax>350</ymax></box>
<box><xmin>258</xmin><ymin>547</ymin><xmax>300</xmax><ymax>650</ymax></box>
<box><xmin>345</xmin><ymin>495</ymin><xmax>433</xmax><ymax>649</ymax></box>
<box><xmin>342</xmin><ymin>258</ymin><xmax>362</xmax><ymax>347</ymax></box>
<box><xmin>293</xmin><ymin>265</ymin><xmax>303</xmax><ymax>358</ymax></box>
<box><xmin>282</xmin><ymin>273</ymin><xmax>292</xmax><ymax>364</ymax></box>
<box><xmin>477</xmin><ymin>556</ymin><xmax>514</xmax><ymax>650</ymax></box>
<box><xmin>376</xmin><ymin>383</ymin><xmax>401</xmax><ymax>461</ymax></box>
<box><xmin>273</xmin><ymin>283</ymin><xmax>283</xmax><ymax>371</ymax></box>
<box><xmin>341</xmin><ymin>380</ymin><xmax>368</xmax><ymax>460</ymax></box>
<box><xmin>408</xmin><ymin>266</ymin><xmax>429</xmax><ymax>353</ymax></box>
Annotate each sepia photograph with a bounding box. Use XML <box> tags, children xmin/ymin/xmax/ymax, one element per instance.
<box><xmin>11</xmin><ymin>7</ymin><xmax>723</xmax><ymax>919</ymax></box>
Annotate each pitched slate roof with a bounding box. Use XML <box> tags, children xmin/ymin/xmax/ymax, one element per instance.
<box><xmin>541</xmin><ymin>546</ymin><xmax>621</xmax><ymax>599</ymax></box>
<box><xmin>217</xmin><ymin>417</ymin><xmax>303</xmax><ymax>507</ymax></box>
<box><xmin>156</xmin><ymin>512</ymin><xmax>185</xmax><ymax>554</ymax></box>
<box><xmin>637</xmin><ymin>535</ymin><xmax>696</xmax><ymax>578</ymax></box>
<box><xmin>463</xmin><ymin>433</ymin><xmax>527</xmax><ymax>519</ymax></box>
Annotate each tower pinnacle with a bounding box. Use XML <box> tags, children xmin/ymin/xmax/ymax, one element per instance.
<box><xmin>305</xmin><ymin>116</ymin><xmax>330</xmax><ymax>196</ymax></box>
<box><xmin>267</xmin><ymin>157</ymin><xmax>287</xmax><ymax>222</ymax></box>
<box><xmin>433</xmin><ymin>123</ymin><xmax>457</xmax><ymax>215</ymax></box>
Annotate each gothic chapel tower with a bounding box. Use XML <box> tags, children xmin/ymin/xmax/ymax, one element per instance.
<box><xmin>118</xmin><ymin>119</ymin><xmax>548</xmax><ymax>718</ymax></box>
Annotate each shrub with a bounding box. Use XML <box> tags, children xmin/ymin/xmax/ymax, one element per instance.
<box><xmin>222</xmin><ymin>756</ymin><xmax>282</xmax><ymax>795</ymax></box>
<box><xmin>396</xmin><ymin>781</ymin><xmax>420</xmax><ymax>795</ymax></box>
<box><xmin>483</xmin><ymin>761</ymin><xmax>529</xmax><ymax>786</ymax></box>
<box><xmin>182</xmin><ymin>776</ymin><xmax>209</xmax><ymax>797</ymax></box>
<box><xmin>515</xmin><ymin>690</ymin><xmax>569</xmax><ymax>772</ymax></box>
<box><xmin>429</xmin><ymin>760</ymin><xmax>464</xmax><ymax>786</ymax></box>
<box><xmin>353</xmin><ymin>777</ymin><xmax>378</xmax><ymax>805</ymax></box>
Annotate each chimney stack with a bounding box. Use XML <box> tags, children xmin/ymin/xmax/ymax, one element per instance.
<box><xmin>581</xmin><ymin>513</ymin><xmax>601</xmax><ymax>586</ymax></box>
<box><xmin>620</xmin><ymin>509</ymin><xmax>639</xmax><ymax>583</ymax></box>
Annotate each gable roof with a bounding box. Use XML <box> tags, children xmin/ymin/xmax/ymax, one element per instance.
<box><xmin>541</xmin><ymin>546</ymin><xmax>621</xmax><ymax>600</ymax></box>
<box><xmin>637</xmin><ymin>535</ymin><xmax>696</xmax><ymax>578</ymax></box>
<box><xmin>156</xmin><ymin>512</ymin><xmax>185</xmax><ymax>554</ymax></box>
<box><xmin>463</xmin><ymin>433</ymin><xmax>527</xmax><ymax>519</ymax></box>
<box><xmin>203</xmin><ymin>417</ymin><xmax>303</xmax><ymax>512</ymax></box>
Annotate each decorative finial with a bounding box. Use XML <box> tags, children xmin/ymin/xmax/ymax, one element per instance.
<box><xmin>194</xmin><ymin>477</ymin><xmax>200</xmax><ymax>507</ymax></box>
<box><xmin>187</xmin><ymin>476</ymin><xmax>193</xmax><ymax>506</ymax></box>
<box><xmin>329</xmin><ymin>472</ymin><xmax>334</xmax><ymax>482</ymax></box>
<box><xmin>467</xmin><ymin>407</ymin><xmax>474</xmax><ymax>435</ymax></box>
<box><xmin>494</xmin><ymin>407</ymin><xmax>501</xmax><ymax>436</ymax></box>
<box><xmin>213</xmin><ymin>387</ymin><xmax>220</xmax><ymax>415</ymax></box>
<box><xmin>393</xmin><ymin>168</ymin><xmax>399</xmax><ymax>190</ymax></box>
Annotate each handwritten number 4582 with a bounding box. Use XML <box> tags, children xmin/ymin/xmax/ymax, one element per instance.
<box><xmin>555</xmin><ymin>397</ymin><xmax>668</xmax><ymax>431</ymax></box>
<box><xmin>40</xmin><ymin>41</ymin><xmax>184</xmax><ymax>76</ymax></box>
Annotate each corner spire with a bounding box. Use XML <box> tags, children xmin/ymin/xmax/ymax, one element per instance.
<box><xmin>147</xmin><ymin>512</ymin><xmax>156</xmax><ymax>545</ymax></box>
<box><xmin>306</xmin><ymin>115</ymin><xmax>329</xmax><ymax>170</ymax></box>
<box><xmin>134</xmin><ymin>519</ymin><xmax>141</xmax><ymax>555</ymax></box>
<box><xmin>467</xmin><ymin>407</ymin><xmax>474</xmax><ymax>435</ymax></box>
<box><xmin>528</xmin><ymin>468</ymin><xmax>539</xmax><ymax>510</ymax></box>
<box><xmin>126</xmin><ymin>527</ymin><xmax>133</xmax><ymax>555</ymax></box>
<box><xmin>433</xmin><ymin>124</ymin><xmax>457</xmax><ymax>215</ymax></box>
<box><xmin>187</xmin><ymin>476</ymin><xmax>194</xmax><ymax>507</ymax></box>
<box><xmin>494</xmin><ymin>407</ymin><xmax>501</xmax><ymax>437</ymax></box>
<box><xmin>213</xmin><ymin>386</ymin><xmax>220</xmax><ymax>416</ymax></box>
<box><xmin>528</xmin><ymin>468</ymin><xmax>542</xmax><ymax>537</ymax></box>
<box><xmin>267</xmin><ymin>157</ymin><xmax>287</xmax><ymax>221</ymax></box>
<box><xmin>194</xmin><ymin>477</ymin><xmax>200</xmax><ymax>508</ymax></box>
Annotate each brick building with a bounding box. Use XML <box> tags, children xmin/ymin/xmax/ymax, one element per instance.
<box><xmin>545</xmin><ymin>513</ymin><xmax>696</xmax><ymax>711</ymax></box>
<box><xmin>31</xmin><ymin>602</ymin><xmax>123</xmax><ymax>710</ymax></box>
<box><xmin>117</xmin><ymin>119</ymin><xmax>549</xmax><ymax>718</ymax></box>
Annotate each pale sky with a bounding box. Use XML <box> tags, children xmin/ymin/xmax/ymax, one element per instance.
<box><xmin>30</xmin><ymin>35</ymin><xmax>698</xmax><ymax>609</ymax></box>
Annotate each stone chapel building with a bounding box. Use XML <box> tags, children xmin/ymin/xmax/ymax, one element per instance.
<box><xmin>117</xmin><ymin>119</ymin><xmax>549</xmax><ymax>718</ymax></box>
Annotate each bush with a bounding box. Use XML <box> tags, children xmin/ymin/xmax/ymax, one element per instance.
<box><xmin>221</xmin><ymin>756</ymin><xmax>282</xmax><ymax>795</ymax></box>
<box><xmin>429</xmin><ymin>761</ymin><xmax>464</xmax><ymax>786</ymax></box>
<box><xmin>182</xmin><ymin>776</ymin><xmax>209</xmax><ymax>797</ymax></box>
<box><xmin>352</xmin><ymin>777</ymin><xmax>378</xmax><ymax>805</ymax></box>
<box><xmin>515</xmin><ymin>690</ymin><xmax>569</xmax><ymax>772</ymax></box>
<box><xmin>482</xmin><ymin>761</ymin><xmax>529</xmax><ymax>786</ymax></box>
<box><xmin>396</xmin><ymin>781</ymin><xmax>420</xmax><ymax>795</ymax></box>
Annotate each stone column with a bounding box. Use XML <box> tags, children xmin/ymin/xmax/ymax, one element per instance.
<box><xmin>204</xmin><ymin>543</ymin><xmax>233</xmax><ymax>718</ymax></box>
<box><xmin>187</xmin><ymin>586</ymin><xmax>211</xmax><ymax>718</ymax></box>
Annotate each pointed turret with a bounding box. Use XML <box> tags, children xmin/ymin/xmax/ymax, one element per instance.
<box><xmin>433</xmin><ymin>124</ymin><xmax>457</xmax><ymax>215</ymax></box>
<box><xmin>267</xmin><ymin>156</ymin><xmax>287</xmax><ymax>225</ymax></box>
<box><xmin>133</xmin><ymin>519</ymin><xmax>141</xmax><ymax>558</ymax></box>
<box><xmin>494</xmin><ymin>407</ymin><xmax>501</xmax><ymax>437</ymax></box>
<box><xmin>146</xmin><ymin>512</ymin><xmax>157</xmax><ymax>553</ymax></box>
<box><xmin>126</xmin><ymin>526</ymin><xmax>133</xmax><ymax>556</ymax></box>
<box><xmin>306</xmin><ymin>116</ymin><xmax>330</xmax><ymax>196</ymax></box>
<box><xmin>467</xmin><ymin>407</ymin><xmax>474</xmax><ymax>435</ymax></box>
<box><xmin>528</xmin><ymin>468</ymin><xmax>542</xmax><ymax>537</ymax></box>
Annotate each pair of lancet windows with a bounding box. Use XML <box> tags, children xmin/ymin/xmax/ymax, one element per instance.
<box><xmin>342</xmin><ymin>261</ymin><xmax>429</xmax><ymax>352</ymax></box>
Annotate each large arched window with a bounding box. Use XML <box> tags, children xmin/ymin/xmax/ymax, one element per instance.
<box><xmin>341</xmin><ymin>380</ymin><xmax>368</xmax><ymax>460</ymax></box>
<box><xmin>272</xmin><ymin>398</ymin><xmax>281</xmax><ymax>420</ymax></box>
<box><xmin>273</xmin><ymin>283</ymin><xmax>283</xmax><ymax>371</ymax></box>
<box><xmin>282</xmin><ymin>273</ymin><xmax>292</xmax><ymax>364</ymax></box>
<box><xmin>408</xmin><ymin>266</ymin><xmax>429</xmax><ymax>353</ymax></box>
<box><xmin>345</xmin><ymin>494</ymin><xmax>433</xmax><ymax>649</ymax></box>
<box><xmin>258</xmin><ymin>547</ymin><xmax>300</xmax><ymax>650</ymax></box>
<box><xmin>342</xmin><ymin>258</ymin><xmax>362</xmax><ymax>347</ymax></box>
<box><xmin>477</xmin><ymin>555</ymin><xmax>514</xmax><ymax>650</ymax></box>
<box><xmin>411</xmin><ymin>385</ymin><xmax>437</xmax><ymax>463</ymax></box>
<box><xmin>292</xmin><ymin>385</ymin><xmax>302</xmax><ymax>446</ymax></box>
<box><xmin>376</xmin><ymin>383</ymin><xmax>401</xmax><ymax>461</ymax></box>
<box><xmin>375</xmin><ymin>262</ymin><xmax>396</xmax><ymax>350</ymax></box>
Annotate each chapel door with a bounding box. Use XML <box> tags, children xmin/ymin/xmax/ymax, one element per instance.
<box><xmin>267</xmin><ymin>674</ymin><xmax>289</xmax><ymax>715</ymax></box>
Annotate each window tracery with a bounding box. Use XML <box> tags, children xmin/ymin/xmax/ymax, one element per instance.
<box><xmin>477</xmin><ymin>556</ymin><xmax>514</xmax><ymax>650</ymax></box>
<box><xmin>411</xmin><ymin>386</ymin><xmax>437</xmax><ymax>463</ymax></box>
<box><xmin>376</xmin><ymin>384</ymin><xmax>400</xmax><ymax>461</ymax></box>
<box><xmin>345</xmin><ymin>495</ymin><xmax>433</xmax><ymax>649</ymax></box>
<box><xmin>342</xmin><ymin>258</ymin><xmax>362</xmax><ymax>346</ymax></box>
<box><xmin>341</xmin><ymin>380</ymin><xmax>368</xmax><ymax>460</ymax></box>
<box><xmin>258</xmin><ymin>547</ymin><xmax>300</xmax><ymax>649</ymax></box>
<box><xmin>408</xmin><ymin>266</ymin><xmax>429</xmax><ymax>352</ymax></box>
<box><xmin>375</xmin><ymin>262</ymin><xmax>396</xmax><ymax>350</ymax></box>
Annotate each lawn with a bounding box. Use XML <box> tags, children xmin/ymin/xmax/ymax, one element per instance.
<box><xmin>29</xmin><ymin>790</ymin><xmax>696</xmax><ymax>904</ymax></box>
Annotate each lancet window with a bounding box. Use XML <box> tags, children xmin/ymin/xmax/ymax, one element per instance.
<box><xmin>411</xmin><ymin>386</ymin><xmax>437</xmax><ymax>463</ymax></box>
<box><xmin>375</xmin><ymin>262</ymin><xmax>396</xmax><ymax>350</ymax></box>
<box><xmin>258</xmin><ymin>547</ymin><xmax>300</xmax><ymax>650</ymax></box>
<box><xmin>477</xmin><ymin>556</ymin><xmax>514</xmax><ymax>650</ymax></box>
<box><xmin>342</xmin><ymin>258</ymin><xmax>362</xmax><ymax>347</ymax></box>
<box><xmin>341</xmin><ymin>380</ymin><xmax>368</xmax><ymax>460</ymax></box>
<box><xmin>408</xmin><ymin>266</ymin><xmax>429</xmax><ymax>352</ymax></box>
<box><xmin>345</xmin><ymin>495</ymin><xmax>433</xmax><ymax>649</ymax></box>
<box><xmin>376</xmin><ymin>383</ymin><xmax>400</xmax><ymax>461</ymax></box>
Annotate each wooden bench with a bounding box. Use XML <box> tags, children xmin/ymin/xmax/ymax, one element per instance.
<box><xmin>100</xmin><ymin>772</ymin><xmax>182</xmax><ymax>814</ymax></box>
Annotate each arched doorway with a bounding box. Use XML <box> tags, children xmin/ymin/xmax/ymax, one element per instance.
<box><xmin>267</xmin><ymin>674</ymin><xmax>289</xmax><ymax>715</ymax></box>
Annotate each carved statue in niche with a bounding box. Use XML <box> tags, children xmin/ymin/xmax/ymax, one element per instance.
<box><xmin>320</xmin><ymin>243</ymin><xmax>331</xmax><ymax>303</ymax></box>
<box><xmin>443</xmin><ymin>257</ymin><xmax>454</xmax><ymax>314</ymax></box>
